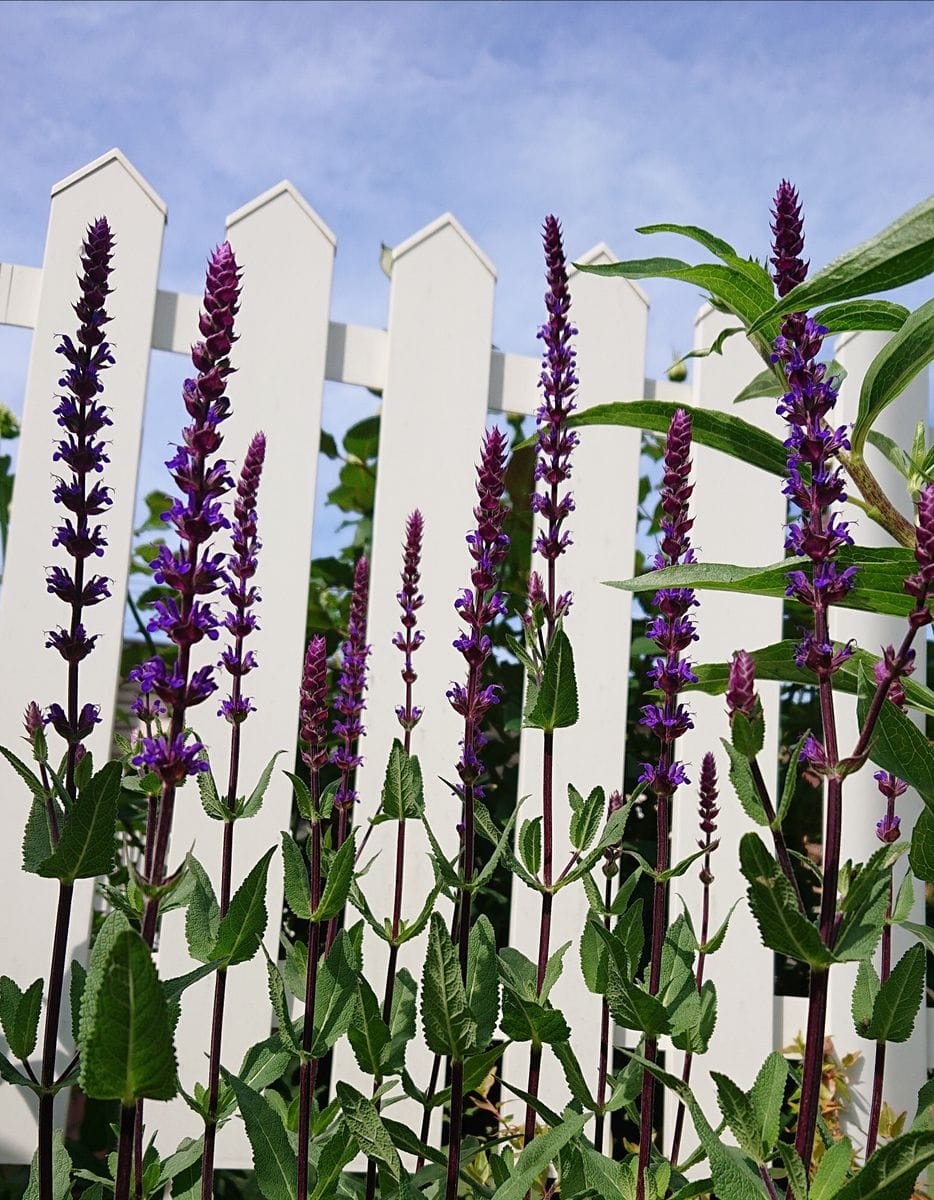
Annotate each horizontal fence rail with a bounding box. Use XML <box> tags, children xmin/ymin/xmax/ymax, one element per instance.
<box><xmin>0</xmin><ymin>148</ymin><xmax>928</xmax><ymax>1167</ymax></box>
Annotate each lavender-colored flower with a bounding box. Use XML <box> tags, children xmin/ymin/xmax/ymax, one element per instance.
<box><xmin>638</xmin><ymin>410</ymin><xmax>697</xmax><ymax>797</ymax></box>
<box><xmin>47</xmin><ymin>702</ymin><xmax>99</xmax><ymax>744</ymax></box>
<box><xmin>447</xmin><ymin>427</ymin><xmax>510</xmax><ymax>797</ymax></box>
<box><xmin>132</xmin><ymin>733</ymin><xmax>209</xmax><ymax>785</ymax></box>
<box><xmin>874</xmin><ymin>771</ymin><xmax>906</xmax><ymax>844</ymax></box>
<box><xmin>218</xmin><ymin>432</ymin><xmax>266</xmax><ymax>725</ymax></box>
<box><xmin>725</xmin><ymin>650</ymin><xmax>757</xmax><ymax>719</ymax></box>
<box><xmin>874</xmin><ymin>770</ymin><xmax>908</xmax><ymax>803</ymax></box>
<box><xmin>794</xmin><ymin>634</ymin><xmax>855</xmax><ymax>677</ymax></box>
<box><xmin>299</xmin><ymin>635</ymin><xmax>329</xmax><ymax>774</ymax></box>
<box><xmin>392</xmin><ymin>510</ymin><xmax>425</xmax><ymax>733</ymax></box>
<box><xmin>331</xmin><ymin>556</ymin><xmax>371</xmax><ymax>810</ymax></box>
<box><xmin>45</xmin><ymin>219</ymin><xmax>115</xmax><ymax>705</ymax></box>
<box><xmin>132</xmin><ymin>243</ymin><xmax>241</xmax><ymax>781</ymax></box>
<box><xmin>23</xmin><ymin>702</ymin><xmax>46</xmax><ymax>741</ymax></box>
<box><xmin>770</xmin><ymin>183</ymin><xmax>855</xmax><ymax>632</ymax></box>
<box><xmin>530</xmin><ymin>216</ymin><xmax>578</xmax><ymax>601</ymax></box>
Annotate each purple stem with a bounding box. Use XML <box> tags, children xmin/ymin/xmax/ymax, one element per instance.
<box><xmin>866</xmin><ymin>862</ymin><xmax>895</xmax><ymax>1158</ymax></box>
<box><xmin>593</xmin><ymin>869</ymin><xmax>614</xmax><ymax>1153</ymax></box>
<box><xmin>297</xmin><ymin>772</ymin><xmax>322</xmax><ymax>1200</ymax></box>
<box><xmin>114</xmin><ymin>1104</ymin><xmax>136</xmax><ymax>1200</ymax></box>
<box><xmin>748</xmin><ymin>756</ymin><xmax>805</xmax><ymax>913</ymax></box>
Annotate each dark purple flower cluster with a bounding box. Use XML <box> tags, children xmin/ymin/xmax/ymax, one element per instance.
<box><xmin>530</xmin><ymin>216</ymin><xmax>578</xmax><ymax>621</ymax></box>
<box><xmin>697</xmin><ymin>752</ymin><xmax>719</xmax><ymax>884</ymax></box>
<box><xmin>300</xmin><ymin>635</ymin><xmax>329</xmax><ymax>774</ymax></box>
<box><xmin>725</xmin><ymin>650</ymin><xmax>756</xmax><ymax>719</ymax></box>
<box><xmin>905</xmin><ymin>482</ymin><xmax>934</xmax><ymax>624</ymax></box>
<box><xmin>218</xmin><ymin>432</ymin><xmax>266</xmax><ymax>725</ymax></box>
<box><xmin>392</xmin><ymin>510</ymin><xmax>425</xmax><ymax>732</ymax></box>
<box><xmin>638</xmin><ymin>409</ymin><xmax>697</xmax><ymax>798</ymax></box>
<box><xmin>132</xmin><ymin>244</ymin><xmax>241</xmax><ymax>778</ymax></box>
<box><xmin>447</xmin><ymin>428</ymin><xmax>510</xmax><ymax>797</ymax></box>
<box><xmin>770</xmin><ymin>183</ymin><xmax>855</xmax><ymax>621</ymax></box>
<box><xmin>45</xmin><ymin>218</ymin><xmax>115</xmax><ymax>701</ymax></box>
<box><xmin>332</xmin><ymin>556</ymin><xmax>370</xmax><ymax>810</ymax></box>
<box><xmin>874</xmin><ymin>771</ymin><xmax>906</xmax><ymax>843</ymax></box>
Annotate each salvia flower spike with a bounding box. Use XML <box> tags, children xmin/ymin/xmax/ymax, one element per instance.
<box><xmin>393</xmin><ymin>509</ymin><xmax>425</xmax><ymax>737</ymax></box>
<box><xmin>300</xmin><ymin>634</ymin><xmax>330</xmax><ymax>775</ymax></box>
<box><xmin>331</xmin><ymin>554</ymin><xmax>371</xmax><ymax>822</ymax></box>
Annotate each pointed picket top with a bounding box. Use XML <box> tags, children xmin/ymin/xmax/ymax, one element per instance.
<box><xmin>570</xmin><ymin>242</ymin><xmax>649</xmax><ymax>307</ymax></box>
<box><xmin>51</xmin><ymin>147</ymin><xmax>166</xmax><ymax>217</ymax></box>
<box><xmin>227</xmin><ymin>180</ymin><xmax>336</xmax><ymax>245</ymax></box>
<box><xmin>391</xmin><ymin>211</ymin><xmax>496</xmax><ymax>278</ymax></box>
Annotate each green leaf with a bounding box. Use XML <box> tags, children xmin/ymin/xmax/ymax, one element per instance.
<box><xmin>553</xmin><ymin>1039</ymin><xmax>597</xmax><ymax>1109</ymax></box>
<box><xmin>385</xmin><ymin>967</ymin><xmax>417</xmax><ymax>1074</ymax></box>
<box><xmin>779</xmin><ymin>732</ymin><xmax>809</xmax><ymax>824</ymax></box>
<box><xmin>910</xmin><ymin>811</ymin><xmax>934</xmax><ymax>882</ymax></box>
<box><xmin>852</xmin><ymin>960</ymin><xmax>881</xmax><ymax>1035</ymax></box>
<box><xmin>224</xmin><ymin>1069</ymin><xmax>297</xmax><ymax>1200</ymax></box>
<box><xmin>213</xmin><ymin>847</ymin><xmax>275</xmax><ymax>967</ymax></box>
<box><xmin>0</xmin><ymin>744</ymin><xmax>50</xmax><ymax>805</ymax></box>
<box><xmin>593</xmin><ymin>923</ymin><xmax>670</xmax><ymax>1036</ymax></box>
<box><xmin>467</xmin><ymin>915</ymin><xmax>499</xmax><ymax>1048</ymax></box>
<box><xmin>378</xmin><ymin>741</ymin><xmax>424</xmax><ymax>822</ymax></box>
<box><xmin>712</xmin><ymin>1070</ymin><xmax>762</xmax><ymax>1162</ymax></box>
<box><xmin>489</xmin><ymin>1109</ymin><xmax>587</xmax><ymax>1200</ymax></box>
<box><xmin>473</xmin><ymin>796</ymin><xmax>527</xmax><ymax>889</ymax></box>
<box><xmin>309</xmin><ymin>926</ymin><xmax>361</xmax><ymax>1057</ymax></box>
<box><xmin>739</xmin><ymin>833</ymin><xmax>834</xmax><ymax>968</ymax></box>
<box><xmin>80</xmin><ymin>929</ymin><xmax>177</xmax><ymax>1104</ymax></box>
<box><xmin>569</xmin><ymin>786</ymin><xmax>605</xmax><ymax>853</ymax></box>
<box><xmin>197</xmin><ymin>767</ymin><xmax>227</xmax><ymax>820</ymax></box>
<box><xmin>866</xmin><ymin>944</ymin><xmax>925</xmax><ymax>1043</ymax></box>
<box><xmin>239</xmin><ymin>750</ymin><xmax>285</xmax><ymax>819</ymax></box>
<box><xmin>852</xmin><ymin>299</ymin><xmax>934</xmax><ymax>454</ymax></box>
<box><xmin>421</xmin><ymin>914</ymin><xmax>475</xmax><ymax>1059</ymax></box>
<box><xmin>500</xmin><ymin>985</ymin><xmax>570</xmax><ymax>1047</ymax></box>
<box><xmin>749</xmin><ymin>195</ymin><xmax>934</xmax><ymax>331</ymax></box>
<box><xmin>0</xmin><ymin>976</ymin><xmax>43</xmax><ymax>1060</ymax></box>
<box><xmin>723</xmin><ymin>739</ymin><xmax>769</xmax><ymax>826</ymax></box>
<box><xmin>635</xmin><ymin>222</ymin><xmax>738</xmax><ymax>261</ymax></box>
<box><xmin>811</xmin><ymin>1136</ymin><xmax>853</xmax><ymax>1200</ymax></box>
<box><xmin>580</xmin><ymin>915</ymin><xmax>610</xmax><ymax>995</ymax></box>
<box><xmin>835</xmin><ymin>843</ymin><xmax>898</xmax><ymax>963</ymax></box>
<box><xmin>731</xmin><ymin>703</ymin><xmax>765</xmax><ymax>760</ymax></box>
<box><xmin>612</xmin><ymin>546</ymin><xmax>918</xmax><ymax>620</ymax></box>
<box><xmin>284</xmin><ymin>770</ymin><xmax>313</xmax><ymax>821</ymax></box>
<box><xmin>815</xmin><ymin>299</ymin><xmax>909</xmax><ymax>334</ymax></box>
<box><xmin>750</xmin><ymin>1052</ymin><xmax>788</xmax><ymax>1158</ymax></box>
<box><xmin>892</xmin><ymin>871</ymin><xmax>915</xmax><ymax>924</ymax></box>
<box><xmin>834</xmin><ymin>1130</ymin><xmax>934</xmax><ymax>1200</ymax></box>
<box><xmin>265</xmin><ymin>954</ymin><xmax>300</xmax><ymax>1056</ymax></box>
<box><xmin>348</xmin><ymin>979</ymin><xmax>390</xmax><ymax>1077</ymax></box>
<box><xmin>733</xmin><ymin>367</ymin><xmax>784</xmax><ymax>405</ymax></box>
<box><xmin>185</xmin><ymin>855</ymin><xmax>220</xmax><ymax>964</ymax></box>
<box><xmin>23</xmin><ymin>1130</ymin><xmax>71</xmax><ymax>1200</ymax></box>
<box><xmin>311</xmin><ymin>831</ymin><xmax>356</xmax><ymax>922</ymax></box>
<box><xmin>37</xmin><ymin>760</ymin><xmax>121</xmax><ymax>883</ymax></box>
<box><xmin>857</xmin><ymin>663</ymin><xmax>934</xmax><ymax>801</ymax></box>
<box><xmin>518</xmin><ymin>817</ymin><xmax>542</xmax><ymax>877</ymax></box>
<box><xmin>868</xmin><ymin>431</ymin><xmax>913</xmax><ymax>481</ymax></box>
<box><xmin>22</xmin><ymin>797</ymin><xmax>58</xmax><ymax>874</ymax></box>
<box><xmin>70</xmin><ymin>961</ymin><xmax>86</xmax><ymax>1045</ymax></box>
<box><xmin>524</xmin><ymin>628</ymin><xmax>579</xmax><ymax>731</ymax></box>
<box><xmin>281</xmin><ymin>832</ymin><xmax>311</xmax><ymax>919</ymax></box>
<box><xmin>343</xmin><ymin>415</ymin><xmax>381</xmax><ymax>460</ymax></box>
<box><xmin>562</xmin><ymin>399</ymin><xmax>788</xmax><ymax>477</ymax></box>
<box><xmin>335</xmin><ymin>1082</ymin><xmax>400</xmax><ymax>1179</ymax></box>
<box><xmin>776</xmin><ymin>1144</ymin><xmax>810</xmax><ymax>1200</ymax></box>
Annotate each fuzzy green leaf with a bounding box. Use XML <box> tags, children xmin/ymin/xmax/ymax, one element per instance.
<box><xmin>22</xmin><ymin>797</ymin><xmax>58</xmax><ymax>874</ymax></box>
<box><xmin>811</xmin><ymin>1136</ymin><xmax>853</xmax><ymax>1200</ymax></box>
<box><xmin>834</xmin><ymin>1130</ymin><xmax>934</xmax><ymax>1200</ymax></box>
<box><xmin>385</xmin><ymin>967</ymin><xmax>417</xmax><ymax>1075</ymax></box>
<box><xmin>740</xmin><ymin>833</ymin><xmax>834</xmax><ymax>967</ymax></box>
<box><xmin>36</xmin><ymin>760</ymin><xmax>121</xmax><ymax>883</ymax></box>
<box><xmin>910</xmin><ymin>811</ymin><xmax>934</xmax><ymax>882</ymax></box>
<box><xmin>184</xmin><ymin>855</ymin><xmax>220</xmax><ymax>964</ymax></box>
<box><xmin>310</xmin><ymin>927</ymin><xmax>361</xmax><ymax>1058</ymax></box>
<box><xmin>853</xmin><ymin>959</ymin><xmax>881</xmax><ymax>1036</ymax></box>
<box><xmin>524</xmin><ymin>628</ymin><xmax>579</xmax><ymax>731</ymax></box>
<box><xmin>0</xmin><ymin>975</ymin><xmax>43</xmax><ymax>1060</ymax></box>
<box><xmin>237</xmin><ymin>750</ymin><xmax>284</xmax><ymax>819</ymax></box>
<box><xmin>348</xmin><ymin>979</ymin><xmax>390</xmax><ymax>1077</ymax></box>
<box><xmin>80</xmin><ymin>929</ymin><xmax>177</xmax><ymax>1104</ymax></box>
<box><xmin>489</xmin><ymin>1109</ymin><xmax>587</xmax><ymax>1200</ymax></box>
<box><xmin>265</xmin><ymin>954</ymin><xmax>300</xmax><ymax>1057</ymax></box>
<box><xmin>213</xmin><ymin>847</ymin><xmax>275</xmax><ymax>967</ymax></box>
<box><xmin>311</xmin><ymin>831</ymin><xmax>356</xmax><ymax>923</ymax></box>
<box><xmin>281</xmin><ymin>832</ymin><xmax>311</xmax><ymax>919</ymax></box>
<box><xmin>723</xmin><ymin>739</ymin><xmax>769</xmax><ymax>826</ymax></box>
<box><xmin>224</xmin><ymin>1069</ymin><xmax>298</xmax><ymax>1200</ymax></box>
<box><xmin>197</xmin><ymin>767</ymin><xmax>226</xmax><ymax>820</ymax></box>
<box><xmin>713</xmin><ymin>1070</ymin><xmax>762</xmax><ymax>1162</ymax></box>
<box><xmin>336</xmin><ymin>1082</ymin><xmax>401</xmax><ymax>1180</ymax></box>
<box><xmin>866</xmin><ymin>944</ymin><xmax>925</xmax><ymax>1043</ymax></box>
<box><xmin>518</xmin><ymin>816</ymin><xmax>542</xmax><ymax>877</ymax></box>
<box><xmin>421</xmin><ymin>914</ymin><xmax>475</xmax><ymax>1059</ymax></box>
<box><xmin>569</xmin><ymin>786</ymin><xmax>605</xmax><ymax>853</ymax></box>
<box><xmin>377</xmin><ymin>741</ymin><xmax>424</xmax><ymax>822</ymax></box>
<box><xmin>857</xmin><ymin>663</ymin><xmax>934</xmax><ymax>801</ymax></box>
<box><xmin>23</xmin><ymin>1130</ymin><xmax>71</xmax><ymax>1200</ymax></box>
<box><xmin>750</xmin><ymin>1052</ymin><xmax>788</xmax><ymax>1157</ymax></box>
<box><xmin>467</xmin><ymin>915</ymin><xmax>499</xmax><ymax>1048</ymax></box>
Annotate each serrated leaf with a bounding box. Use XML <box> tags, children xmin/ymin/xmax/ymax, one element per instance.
<box><xmin>224</xmin><ymin>1069</ymin><xmax>297</xmax><ymax>1200</ymax></box>
<box><xmin>750</xmin><ymin>1052</ymin><xmax>788</xmax><ymax>1157</ymax></box>
<box><xmin>265</xmin><ymin>954</ymin><xmax>300</xmax><ymax>1056</ymax></box>
<box><xmin>812</xmin><ymin>1136</ymin><xmax>852</xmax><ymax>1200</ymax></box>
<box><xmin>239</xmin><ymin>750</ymin><xmax>284</xmax><ymax>819</ymax></box>
<box><xmin>22</xmin><ymin>797</ymin><xmax>58</xmax><ymax>874</ymax></box>
<box><xmin>80</xmin><ymin>929</ymin><xmax>177</xmax><ymax>1104</ymax></box>
<box><xmin>284</xmin><ymin>770</ymin><xmax>313</xmax><ymax>821</ymax></box>
<box><xmin>336</xmin><ymin>1082</ymin><xmax>401</xmax><ymax>1180</ymax></box>
<box><xmin>524</xmin><ymin>628</ymin><xmax>579</xmax><ymax>731</ymax></box>
<box><xmin>378</xmin><ymin>741</ymin><xmax>424</xmax><ymax>822</ymax></box>
<box><xmin>36</xmin><ymin>760</ymin><xmax>121</xmax><ymax>883</ymax></box>
<box><xmin>0</xmin><ymin>975</ymin><xmax>43</xmax><ymax>1060</ymax></box>
<box><xmin>384</xmin><ymin>967</ymin><xmax>417</xmax><ymax>1075</ymax></box>
<box><xmin>311</xmin><ymin>831</ymin><xmax>355</xmax><ymax>922</ymax></box>
<box><xmin>853</xmin><ymin>960</ymin><xmax>881</xmax><ymax>1035</ymax></box>
<box><xmin>776</xmin><ymin>1143</ymin><xmax>810</xmax><ymax>1200</ymax></box>
<box><xmin>79</xmin><ymin>909</ymin><xmax>131</xmax><ymax>1048</ymax></box>
<box><xmin>473</xmin><ymin>796</ymin><xmax>526</xmax><ymax>889</ymax></box>
<box><xmin>185</xmin><ymin>855</ymin><xmax>220</xmax><ymax>964</ymax></box>
<box><xmin>0</xmin><ymin>745</ymin><xmax>50</xmax><ymax>805</ymax></box>
<box><xmin>866</xmin><ymin>944</ymin><xmax>925</xmax><ymax>1043</ymax></box>
<box><xmin>518</xmin><ymin>817</ymin><xmax>542</xmax><ymax>877</ymax></box>
<box><xmin>552</xmin><ymin>1039</ymin><xmax>596</xmax><ymax>1109</ymax></box>
<box><xmin>580</xmin><ymin>915</ymin><xmax>610</xmax><ymax>994</ymax></box>
<box><xmin>892</xmin><ymin>871</ymin><xmax>915</xmax><ymax>923</ymax></box>
<box><xmin>23</xmin><ymin>1130</ymin><xmax>71</xmax><ymax>1200</ymax></box>
<box><xmin>281</xmin><ymin>832</ymin><xmax>311</xmax><ymax>919</ymax></box>
<box><xmin>740</xmin><ymin>833</ymin><xmax>834</xmax><ymax>968</ymax></box>
<box><xmin>835</xmin><ymin>843</ymin><xmax>901</xmax><ymax>963</ymax></box>
<box><xmin>713</xmin><ymin>1070</ymin><xmax>762</xmax><ymax>1161</ymax></box>
<box><xmin>834</xmin><ymin>1130</ymin><xmax>934</xmax><ymax>1200</ymax></box>
<box><xmin>910</xmin><ymin>811</ymin><xmax>934</xmax><ymax>882</ymax></box>
<box><xmin>348</xmin><ymin>979</ymin><xmax>390</xmax><ymax>1076</ymax></box>
<box><xmin>310</xmin><ymin>927</ymin><xmax>360</xmax><ymax>1057</ymax></box>
<box><xmin>723</xmin><ymin>739</ymin><xmax>769</xmax><ymax>826</ymax></box>
<box><xmin>467</xmin><ymin>915</ymin><xmax>498</xmax><ymax>1048</ymax></box>
<box><xmin>394</xmin><ymin>880</ymin><xmax>442</xmax><ymax>945</ymax></box>
<box><xmin>489</xmin><ymin>1110</ymin><xmax>588</xmax><ymax>1200</ymax></box>
<box><xmin>70</xmin><ymin>960</ymin><xmax>86</xmax><ymax>1045</ymax></box>
<box><xmin>593</xmin><ymin>923</ymin><xmax>670</xmax><ymax>1036</ymax></box>
<box><xmin>421</xmin><ymin>914</ymin><xmax>475</xmax><ymax>1059</ymax></box>
<box><xmin>857</xmin><ymin>663</ymin><xmax>934</xmax><ymax>801</ymax></box>
<box><xmin>213</xmin><ymin>847</ymin><xmax>275</xmax><ymax>967</ymax></box>
<box><xmin>197</xmin><ymin>767</ymin><xmax>226</xmax><ymax>820</ymax></box>
<box><xmin>569</xmin><ymin>786</ymin><xmax>605</xmax><ymax>853</ymax></box>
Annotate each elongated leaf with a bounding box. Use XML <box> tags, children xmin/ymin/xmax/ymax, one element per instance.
<box><xmin>311</xmin><ymin>832</ymin><xmax>356</xmax><ymax>923</ymax></box>
<box><xmin>80</xmin><ymin>929</ymin><xmax>177</xmax><ymax>1104</ymax></box>
<box><xmin>712</xmin><ymin>1070</ymin><xmax>762</xmax><ymax>1161</ymax></box>
<box><xmin>348</xmin><ymin>979</ymin><xmax>390</xmax><ymax>1077</ymax></box>
<box><xmin>224</xmin><ymin>1069</ymin><xmax>297</xmax><ymax>1200</ymax></box>
<box><xmin>281</xmin><ymin>832</ymin><xmax>311</xmax><ymax>919</ymax></box>
<box><xmin>635</xmin><ymin>222</ymin><xmax>738</xmax><ymax>261</ymax></box>
<box><xmin>749</xmin><ymin>195</ymin><xmax>934</xmax><ymax>331</ymax></box>
<box><xmin>385</xmin><ymin>967</ymin><xmax>417</xmax><ymax>1074</ymax></box>
<box><xmin>857</xmin><ymin>663</ymin><xmax>934</xmax><ymax>802</ymax></box>
<box><xmin>518</xmin><ymin>817</ymin><xmax>542</xmax><ymax>877</ymax></box>
<box><xmin>723</xmin><ymin>739</ymin><xmax>768</xmax><ymax>826</ymax></box>
<box><xmin>561</xmin><ymin>399</ymin><xmax>788</xmax><ymax>477</ymax></box>
<box><xmin>467</xmin><ymin>915</ymin><xmax>499</xmax><ymax>1048</ymax></box>
<box><xmin>853</xmin><ymin>960</ymin><xmax>881</xmax><ymax>1035</ymax></box>
<box><xmin>500</xmin><ymin>985</ymin><xmax>570</xmax><ymax>1046</ymax></box>
<box><xmin>835</xmin><ymin>842</ymin><xmax>899</xmax><ymax>964</ymax></box>
<box><xmin>910</xmin><ymin>812</ymin><xmax>934</xmax><ymax>883</ymax></box>
<box><xmin>421</xmin><ymin>914</ymin><xmax>475</xmax><ymax>1059</ymax></box>
<box><xmin>197</xmin><ymin>767</ymin><xmax>226</xmax><ymax>820</ymax></box>
<box><xmin>853</xmin><ymin>298</ymin><xmax>934</xmax><ymax>454</ymax></box>
<box><xmin>0</xmin><ymin>745</ymin><xmax>50</xmax><ymax>806</ymax></box>
<box><xmin>213</xmin><ymin>847</ymin><xmax>275</xmax><ymax>967</ymax></box>
<box><xmin>336</xmin><ymin>1082</ymin><xmax>400</xmax><ymax>1178</ymax></box>
<box><xmin>185</xmin><ymin>855</ymin><xmax>220</xmax><ymax>964</ymax></box>
<box><xmin>0</xmin><ymin>975</ymin><xmax>43</xmax><ymax>1060</ymax></box>
<box><xmin>611</xmin><ymin>545</ymin><xmax>918</xmax><ymax>619</ymax></box>
<box><xmin>378</xmin><ymin>740</ymin><xmax>424</xmax><ymax>822</ymax></box>
<box><xmin>265</xmin><ymin>955</ymin><xmax>300</xmax><ymax>1056</ymax></box>
<box><xmin>569</xmin><ymin>786</ymin><xmax>605</xmax><ymax>853</ymax></box>
<box><xmin>489</xmin><ymin>1110</ymin><xmax>587</xmax><ymax>1200</ymax></box>
<box><xmin>524</xmin><ymin>628</ymin><xmax>579</xmax><ymax>731</ymax></box>
<box><xmin>866</xmin><ymin>944</ymin><xmax>925</xmax><ymax>1043</ymax></box>
<box><xmin>310</xmin><ymin>928</ymin><xmax>360</xmax><ymax>1058</ymax></box>
<box><xmin>816</xmin><ymin>299</ymin><xmax>909</xmax><ymax>334</ymax></box>
<box><xmin>37</xmin><ymin>760</ymin><xmax>121</xmax><ymax>883</ymax></box>
<box><xmin>834</xmin><ymin>1130</ymin><xmax>934</xmax><ymax>1200</ymax></box>
<box><xmin>238</xmin><ymin>750</ymin><xmax>284</xmax><ymax>819</ymax></box>
<box><xmin>812</xmin><ymin>1136</ymin><xmax>853</xmax><ymax>1200</ymax></box>
<box><xmin>740</xmin><ymin>833</ymin><xmax>834</xmax><ymax>968</ymax></box>
<box><xmin>750</xmin><ymin>1052</ymin><xmax>788</xmax><ymax>1157</ymax></box>
<box><xmin>24</xmin><ymin>1130</ymin><xmax>71</xmax><ymax>1200</ymax></box>
<box><xmin>22</xmin><ymin>797</ymin><xmax>57</xmax><ymax>874</ymax></box>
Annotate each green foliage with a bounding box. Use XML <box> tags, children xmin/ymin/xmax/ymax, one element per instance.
<box><xmin>523</xmin><ymin>627</ymin><xmax>580</xmax><ymax>731</ymax></box>
<box><xmin>0</xmin><ymin>975</ymin><xmax>43</xmax><ymax>1060</ymax></box>
<box><xmin>375</xmin><ymin>741</ymin><xmax>424</xmax><ymax>823</ymax></box>
<box><xmin>224</xmin><ymin>1070</ymin><xmax>298</xmax><ymax>1200</ymax></box>
<box><xmin>36</xmin><ymin>760</ymin><xmax>122</xmax><ymax>883</ymax></box>
<box><xmin>421</xmin><ymin>914</ymin><xmax>475</xmax><ymax>1059</ymax></box>
<box><xmin>740</xmin><ymin>833</ymin><xmax>834</xmax><ymax>967</ymax></box>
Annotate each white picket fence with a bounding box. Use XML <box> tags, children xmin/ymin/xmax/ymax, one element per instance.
<box><xmin>0</xmin><ymin>148</ymin><xmax>929</xmax><ymax>1168</ymax></box>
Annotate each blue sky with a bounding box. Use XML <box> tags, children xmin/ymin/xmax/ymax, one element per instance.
<box><xmin>1</xmin><ymin>0</ymin><xmax>933</xmax><ymax>551</ymax></box>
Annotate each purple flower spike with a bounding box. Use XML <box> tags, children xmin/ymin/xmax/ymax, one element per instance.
<box><xmin>531</xmin><ymin>216</ymin><xmax>578</xmax><ymax>607</ymax></box>
<box><xmin>726</xmin><ymin>650</ymin><xmax>757</xmax><ymax>719</ymax></box>
<box><xmin>770</xmin><ymin>181</ymin><xmax>808</xmax><ymax>298</ymax></box>
<box><xmin>300</xmin><ymin>635</ymin><xmax>329</xmax><ymax>773</ymax></box>
<box><xmin>905</xmin><ymin>482</ymin><xmax>934</xmax><ymax>623</ymax></box>
<box><xmin>218</xmin><ymin>432</ymin><xmax>266</xmax><ymax>725</ymax></box>
<box><xmin>331</xmin><ymin>556</ymin><xmax>371</xmax><ymax>810</ymax></box>
<box><xmin>698</xmin><ymin>751</ymin><xmax>719</xmax><ymax>883</ymax></box>
<box><xmin>46</xmin><ymin>217</ymin><xmax>115</xmax><ymax>728</ymax></box>
<box><xmin>639</xmin><ymin>409</ymin><xmax>697</xmax><ymax>805</ymax></box>
<box><xmin>393</xmin><ymin>510</ymin><xmax>425</xmax><ymax>734</ymax></box>
<box><xmin>874</xmin><ymin>771</ymin><xmax>905</xmax><ymax>844</ymax></box>
<box><xmin>448</xmin><ymin>428</ymin><xmax>510</xmax><ymax>798</ymax></box>
<box><xmin>132</xmin><ymin>733</ymin><xmax>209</xmax><ymax>785</ymax></box>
